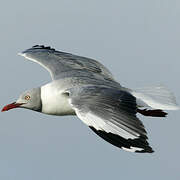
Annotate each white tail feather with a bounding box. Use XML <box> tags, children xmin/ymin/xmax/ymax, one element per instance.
<box><xmin>131</xmin><ymin>85</ymin><xmax>179</xmax><ymax>110</ymax></box>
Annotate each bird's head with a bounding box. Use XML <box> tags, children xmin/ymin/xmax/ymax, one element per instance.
<box><xmin>2</xmin><ymin>88</ymin><xmax>42</xmax><ymax>112</ymax></box>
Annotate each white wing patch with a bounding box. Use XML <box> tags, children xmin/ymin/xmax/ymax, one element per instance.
<box><xmin>73</xmin><ymin>107</ymin><xmax>138</xmax><ymax>140</ymax></box>
<box><xmin>122</xmin><ymin>146</ymin><xmax>144</xmax><ymax>152</ymax></box>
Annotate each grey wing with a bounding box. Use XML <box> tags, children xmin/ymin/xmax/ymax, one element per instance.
<box><xmin>68</xmin><ymin>86</ymin><xmax>154</xmax><ymax>153</ymax></box>
<box><xmin>19</xmin><ymin>45</ymin><xmax>115</xmax><ymax>81</ymax></box>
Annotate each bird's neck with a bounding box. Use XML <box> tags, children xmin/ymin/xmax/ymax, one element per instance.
<box><xmin>40</xmin><ymin>83</ymin><xmax>75</xmax><ymax>116</ymax></box>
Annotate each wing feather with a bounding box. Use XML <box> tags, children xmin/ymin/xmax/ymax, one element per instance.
<box><xmin>19</xmin><ymin>45</ymin><xmax>115</xmax><ymax>81</ymax></box>
<box><xmin>68</xmin><ymin>86</ymin><xmax>153</xmax><ymax>153</ymax></box>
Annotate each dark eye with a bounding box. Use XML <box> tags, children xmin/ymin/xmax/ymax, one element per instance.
<box><xmin>25</xmin><ymin>95</ymin><xmax>31</xmax><ymax>100</ymax></box>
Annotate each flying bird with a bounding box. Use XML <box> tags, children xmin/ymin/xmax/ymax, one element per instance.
<box><xmin>2</xmin><ymin>45</ymin><xmax>179</xmax><ymax>153</ymax></box>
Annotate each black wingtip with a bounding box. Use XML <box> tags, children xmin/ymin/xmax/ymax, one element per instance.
<box><xmin>32</xmin><ymin>45</ymin><xmax>55</xmax><ymax>51</ymax></box>
<box><xmin>135</xmin><ymin>146</ymin><xmax>154</xmax><ymax>153</ymax></box>
<box><xmin>89</xmin><ymin>126</ymin><xmax>154</xmax><ymax>153</ymax></box>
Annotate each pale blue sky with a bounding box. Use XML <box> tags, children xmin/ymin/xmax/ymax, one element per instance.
<box><xmin>0</xmin><ymin>0</ymin><xmax>180</xmax><ymax>179</ymax></box>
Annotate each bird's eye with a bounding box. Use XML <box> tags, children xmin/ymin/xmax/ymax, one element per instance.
<box><xmin>25</xmin><ymin>95</ymin><xmax>31</xmax><ymax>100</ymax></box>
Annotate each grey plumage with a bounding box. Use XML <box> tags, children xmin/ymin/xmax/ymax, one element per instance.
<box><xmin>69</xmin><ymin>86</ymin><xmax>146</xmax><ymax>136</ymax></box>
<box><xmin>16</xmin><ymin>88</ymin><xmax>42</xmax><ymax>112</ymax></box>
<box><xmin>21</xmin><ymin>45</ymin><xmax>115</xmax><ymax>81</ymax></box>
<box><xmin>68</xmin><ymin>86</ymin><xmax>153</xmax><ymax>152</ymax></box>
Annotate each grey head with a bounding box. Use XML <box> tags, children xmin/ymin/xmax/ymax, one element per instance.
<box><xmin>2</xmin><ymin>88</ymin><xmax>42</xmax><ymax>112</ymax></box>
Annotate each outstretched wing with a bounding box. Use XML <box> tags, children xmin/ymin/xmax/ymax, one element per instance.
<box><xmin>68</xmin><ymin>86</ymin><xmax>154</xmax><ymax>153</ymax></box>
<box><xmin>19</xmin><ymin>45</ymin><xmax>114</xmax><ymax>81</ymax></box>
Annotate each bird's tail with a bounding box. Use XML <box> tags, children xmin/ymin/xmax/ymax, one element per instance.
<box><xmin>130</xmin><ymin>84</ymin><xmax>179</xmax><ymax>111</ymax></box>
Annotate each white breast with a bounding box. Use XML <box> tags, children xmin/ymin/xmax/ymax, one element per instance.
<box><xmin>41</xmin><ymin>82</ymin><xmax>75</xmax><ymax>116</ymax></box>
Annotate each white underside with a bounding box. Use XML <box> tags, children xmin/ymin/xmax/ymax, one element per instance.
<box><xmin>70</xmin><ymin>104</ymin><xmax>139</xmax><ymax>140</ymax></box>
<box><xmin>41</xmin><ymin>82</ymin><xmax>75</xmax><ymax>115</ymax></box>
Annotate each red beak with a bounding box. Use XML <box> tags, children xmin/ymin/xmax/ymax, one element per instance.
<box><xmin>1</xmin><ymin>102</ymin><xmax>24</xmax><ymax>112</ymax></box>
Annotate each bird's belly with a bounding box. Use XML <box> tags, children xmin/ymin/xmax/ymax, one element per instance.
<box><xmin>41</xmin><ymin>86</ymin><xmax>75</xmax><ymax>116</ymax></box>
<box><xmin>42</xmin><ymin>96</ymin><xmax>75</xmax><ymax>116</ymax></box>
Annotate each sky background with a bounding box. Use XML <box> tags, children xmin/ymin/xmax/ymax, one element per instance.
<box><xmin>0</xmin><ymin>0</ymin><xmax>180</xmax><ymax>179</ymax></box>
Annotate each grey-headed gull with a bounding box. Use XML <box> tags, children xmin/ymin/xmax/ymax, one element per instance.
<box><xmin>2</xmin><ymin>45</ymin><xmax>179</xmax><ymax>153</ymax></box>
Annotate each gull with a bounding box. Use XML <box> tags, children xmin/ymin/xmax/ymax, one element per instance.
<box><xmin>2</xmin><ymin>45</ymin><xmax>179</xmax><ymax>153</ymax></box>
